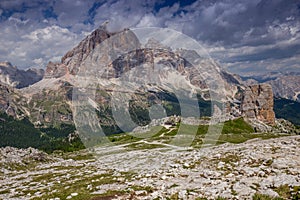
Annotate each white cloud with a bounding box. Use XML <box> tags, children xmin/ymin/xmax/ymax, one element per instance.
<box><xmin>137</xmin><ymin>13</ymin><xmax>159</xmax><ymax>27</ymax></box>
<box><xmin>223</xmin><ymin>54</ymin><xmax>300</xmax><ymax>76</ymax></box>
<box><xmin>0</xmin><ymin>24</ymin><xmax>83</xmax><ymax>69</ymax></box>
<box><xmin>33</xmin><ymin>58</ymin><xmax>43</xmax><ymax>65</ymax></box>
<box><xmin>8</xmin><ymin>16</ymin><xmax>30</xmax><ymax>24</ymax></box>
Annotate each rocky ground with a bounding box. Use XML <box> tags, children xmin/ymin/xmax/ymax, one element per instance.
<box><xmin>0</xmin><ymin>135</ymin><xmax>300</xmax><ymax>200</ymax></box>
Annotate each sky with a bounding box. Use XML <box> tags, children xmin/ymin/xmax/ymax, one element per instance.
<box><xmin>0</xmin><ymin>0</ymin><xmax>299</xmax><ymax>75</ymax></box>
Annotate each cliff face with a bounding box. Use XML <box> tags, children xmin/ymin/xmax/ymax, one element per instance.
<box><xmin>241</xmin><ymin>84</ymin><xmax>275</xmax><ymax>125</ymax></box>
<box><xmin>241</xmin><ymin>72</ymin><xmax>300</xmax><ymax>102</ymax></box>
<box><xmin>44</xmin><ymin>26</ymin><xmax>115</xmax><ymax>78</ymax></box>
<box><xmin>0</xmin><ymin>83</ymin><xmax>28</xmax><ymax>119</ymax></box>
<box><xmin>267</xmin><ymin>75</ymin><xmax>300</xmax><ymax>102</ymax></box>
<box><xmin>0</xmin><ymin>62</ymin><xmax>44</xmax><ymax>88</ymax></box>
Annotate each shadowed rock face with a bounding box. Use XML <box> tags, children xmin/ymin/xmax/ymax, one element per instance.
<box><xmin>267</xmin><ymin>75</ymin><xmax>300</xmax><ymax>102</ymax></box>
<box><xmin>0</xmin><ymin>62</ymin><xmax>44</xmax><ymax>88</ymax></box>
<box><xmin>0</xmin><ymin>83</ymin><xmax>15</xmax><ymax>116</ymax></box>
<box><xmin>0</xmin><ymin>83</ymin><xmax>27</xmax><ymax>118</ymax></box>
<box><xmin>241</xmin><ymin>72</ymin><xmax>300</xmax><ymax>102</ymax></box>
<box><xmin>241</xmin><ymin>84</ymin><xmax>275</xmax><ymax>125</ymax></box>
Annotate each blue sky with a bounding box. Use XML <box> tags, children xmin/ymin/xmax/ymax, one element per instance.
<box><xmin>0</xmin><ymin>0</ymin><xmax>299</xmax><ymax>75</ymax></box>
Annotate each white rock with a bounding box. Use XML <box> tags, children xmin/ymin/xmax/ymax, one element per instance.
<box><xmin>170</xmin><ymin>163</ymin><xmax>180</xmax><ymax>168</ymax></box>
<box><xmin>258</xmin><ymin>171</ymin><xmax>265</xmax><ymax>177</ymax></box>
<box><xmin>135</xmin><ymin>190</ymin><xmax>146</xmax><ymax>195</ymax></box>
<box><xmin>141</xmin><ymin>178</ymin><xmax>148</xmax><ymax>183</ymax></box>
<box><xmin>217</xmin><ymin>161</ymin><xmax>225</xmax><ymax>169</ymax></box>
<box><xmin>178</xmin><ymin>190</ymin><xmax>187</xmax><ymax>199</ymax></box>
<box><xmin>117</xmin><ymin>177</ymin><xmax>125</xmax><ymax>182</ymax></box>
<box><xmin>183</xmin><ymin>163</ymin><xmax>190</xmax><ymax>168</ymax></box>
<box><xmin>233</xmin><ymin>182</ymin><xmax>256</xmax><ymax>197</ymax></box>
<box><xmin>226</xmin><ymin>173</ymin><xmax>235</xmax><ymax>178</ymax></box>
<box><xmin>87</xmin><ymin>184</ymin><xmax>93</xmax><ymax>190</ymax></box>
<box><xmin>71</xmin><ymin>193</ymin><xmax>78</xmax><ymax>196</ymax></box>
<box><xmin>215</xmin><ymin>153</ymin><xmax>221</xmax><ymax>159</ymax></box>
<box><xmin>151</xmin><ymin>191</ymin><xmax>159</xmax><ymax>198</ymax></box>
<box><xmin>259</xmin><ymin>189</ymin><xmax>279</xmax><ymax>197</ymax></box>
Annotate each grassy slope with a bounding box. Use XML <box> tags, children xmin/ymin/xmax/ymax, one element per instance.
<box><xmin>108</xmin><ymin>118</ymin><xmax>288</xmax><ymax>150</ymax></box>
<box><xmin>1</xmin><ymin>102</ymin><xmax>292</xmax><ymax>153</ymax></box>
<box><xmin>0</xmin><ymin>112</ymin><xmax>84</xmax><ymax>153</ymax></box>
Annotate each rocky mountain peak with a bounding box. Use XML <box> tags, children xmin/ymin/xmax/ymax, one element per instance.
<box><xmin>0</xmin><ymin>61</ymin><xmax>14</xmax><ymax>68</ymax></box>
<box><xmin>61</xmin><ymin>26</ymin><xmax>113</xmax><ymax>65</ymax></box>
<box><xmin>45</xmin><ymin>25</ymin><xmax>117</xmax><ymax>78</ymax></box>
<box><xmin>41</xmin><ymin>25</ymin><xmax>277</xmax><ymax>127</ymax></box>
<box><xmin>0</xmin><ymin>62</ymin><xmax>44</xmax><ymax>88</ymax></box>
<box><xmin>241</xmin><ymin>72</ymin><xmax>300</xmax><ymax>102</ymax></box>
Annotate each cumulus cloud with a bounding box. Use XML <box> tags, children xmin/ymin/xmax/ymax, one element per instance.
<box><xmin>223</xmin><ymin>54</ymin><xmax>300</xmax><ymax>76</ymax></box>
<box><xmin>93</xmin><ymin>0</ymin><xmax>156</xmax><ymax>31</ymax></box>
<box><xmin>206</xmin><ymin>19</ymin><xmax>300</xmax><ymax>74</ymax></box>
<box><xmin>169</xmin><ymin>0</ymin><xmax>300</xmax><ymax>74</ymax></box>
<box><xmin>0</xmin><ymin>24</ymin><xmax>82</xmax><ymax>68</ymax></box>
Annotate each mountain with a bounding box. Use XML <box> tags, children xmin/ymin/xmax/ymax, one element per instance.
<box><xmin>3</xmin><ymin>27</ymin><xmax>277</xmax><ymax>127</ymax></box>
<box><xmin>1</xmin><ymin>25</ymin><xmax>291</xmax><ymax>152</ymax></box>
<box><xmin>42</xmin><ymin>26</ymin><xmax>276</xmax><ymax>128</ymax></box>
<box><xmin>274</xmin><ymin>97</ymin><xmax>300</xmax><ymax>125</ymax></box>
<box><xmin>0</xmin><ymin>82</ymin><xmax>28</xmax><ymax>119</ymax></box>
<box><xmin>267</xmin><ymin>75</ymin><xmax>300</xmax><ymax>102</ymax></box>
<box><xmin>240</xmin><ymin>72</ymin><xmax>300</xmax><ymax>126</ymax></box>
<box><xmin>241</xmin><ymin>72</ymin><xmax>300</xmax><ymax>102</ymax></box>
<box><xmin>241</xmin><ymin>84</ymin><xmax>275</xmax><ymax>125</ymax></box>
<box><xmin>0</xmin><ymin>61</ymin><xmax>44</xmax><ymax>88</ymax></box>
<box><xmin>44</xmin><ymin>25</ymin><xmax>115</xmax><ymax>78</ymax></box>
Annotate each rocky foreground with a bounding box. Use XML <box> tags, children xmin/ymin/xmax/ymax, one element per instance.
<box><xmin>0</xmin><ymin>135</ymin><xmax>300</xmax><ymax>200</ymax></box>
